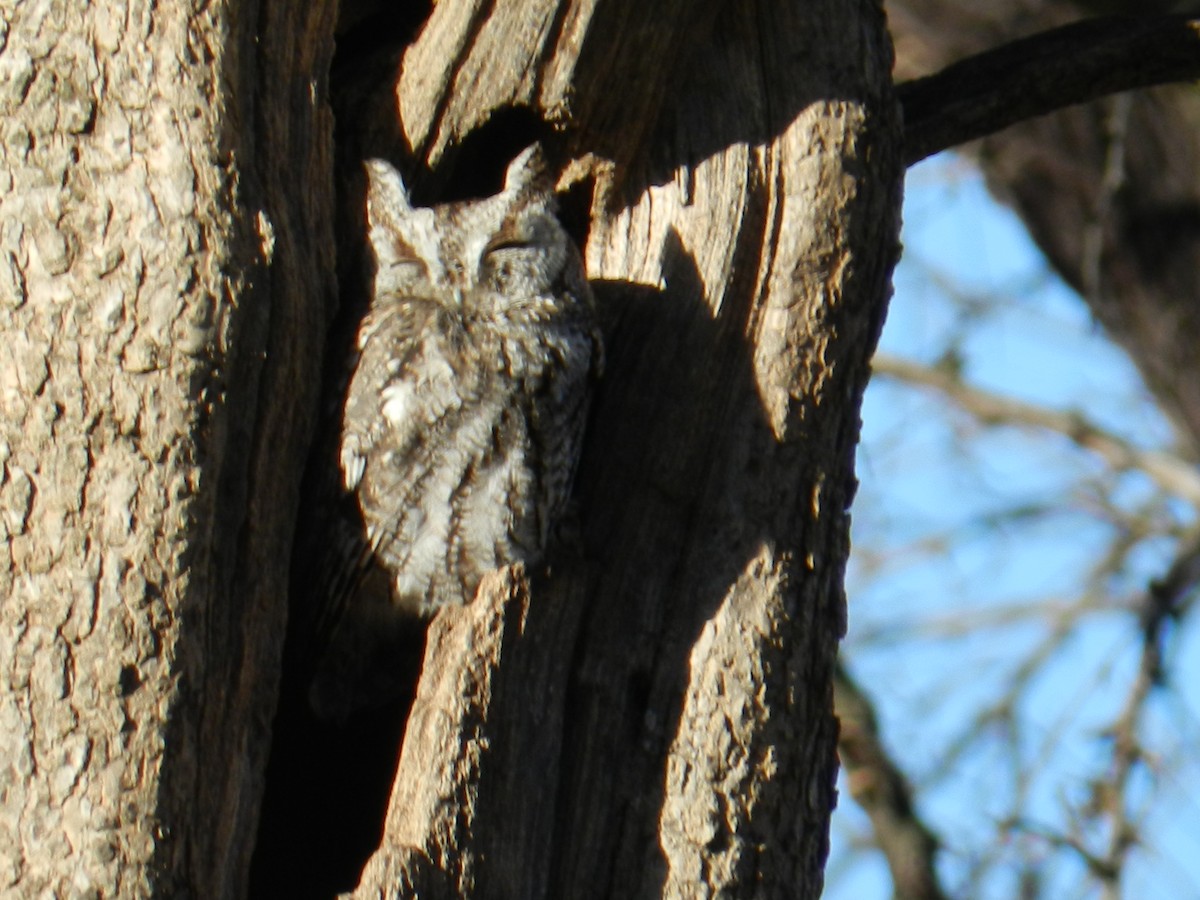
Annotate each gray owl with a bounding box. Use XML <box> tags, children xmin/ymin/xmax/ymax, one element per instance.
<box><xmin>307</xmin><ymin>146</ymin><xmax>602</xmax><ymax>719</ymax></box>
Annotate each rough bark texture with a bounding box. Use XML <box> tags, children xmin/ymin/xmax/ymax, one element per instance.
<box><xmin>0</xmin><ymin>1</ymin><xmax>335</xmax><ymax>897</ymax></box>
<box><xmin>331</xmin><ymin>2</ymin><xmax>902</xmax><ymax>898</ymax></box>
<box><xmin>890</xmin><ymin>1</ymin><xmax>1200</xmax><ymax>453</ymax></box>
<box><xmin>1</xmin><ymin>0</ymin><xmax>901</xmax><ymax>896</ymax></box>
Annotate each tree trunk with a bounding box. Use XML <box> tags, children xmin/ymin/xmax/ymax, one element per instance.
<box><xmin>0</xmin><ymin>1</ymin><xmax>900</xmax><ymax>898</ymax></box>
<box><xmin>0</xmin><ymin>1</ymin><xmax>336</xmax><ymax>896</ymax></box>
<box><xmin>326</xmin><ymin>2</ymin><xmax>901</xmax><ymax>898</ymax></box>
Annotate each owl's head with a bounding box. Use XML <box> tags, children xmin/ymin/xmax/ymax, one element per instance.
<box><xmin>364</xmin><ymin>147</ymin><xmax>580</xmax><ymax>316</ymax></box>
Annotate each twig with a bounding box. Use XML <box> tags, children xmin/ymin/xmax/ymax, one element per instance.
<box><xmin>871</xmin><ymin>353</ymin><xmax>1200</xmax><ymax>507</ymax></box>
<box><xmin>1086</xmin><ymin>531</ymin><xmax>1200</xmax><ymax>893</ymax></box>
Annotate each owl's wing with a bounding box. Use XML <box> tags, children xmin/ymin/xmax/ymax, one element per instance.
<box><xmin>302</xmin><ymin>302</ymin><xmax>454</xmax><ymax>661</ymax></box>
<box><xmin>527</xmin><ymin>310</ymin><xmax>604</xmax><ymax>532</ymax></box>
<box><xmin>338</xmin><ymin>301</ymin><xmax>464</xmax><ymax>491</ymax></box>
<box><xmin>323</xmin><ymin>300</ymin><xmax>476</xmax><ymax>616</ymax></box>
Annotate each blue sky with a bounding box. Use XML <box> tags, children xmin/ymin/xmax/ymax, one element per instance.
<box><xmin>826</xmin><ymin>154</ymin><xmax>1200</xmax><ymax>899</ymax></box>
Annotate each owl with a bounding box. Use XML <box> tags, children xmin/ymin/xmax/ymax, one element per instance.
<box><xmin>306</xmin><ymin>146</ymin><xmax>603</xmax><ymax>719</ymax></box>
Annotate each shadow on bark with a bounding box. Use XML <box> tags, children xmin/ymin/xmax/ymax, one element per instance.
<box><xmin>543</xmin><ymin>241</ymin><xmax>798</xmax><ymax>897</ymax></box>
<box><xmin>249</xmin><ymin>226</ymin><xmax>787</xmax><ymax>898</ymax></box>
<box><xmin>248</xmin><ymin>1</ymin><xmax>888</xmax><ymax>893</ymax></box>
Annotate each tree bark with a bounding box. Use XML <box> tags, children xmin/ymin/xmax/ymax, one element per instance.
<box><xmin>899</xmin><ymin>14</ymin><xmax>1200</xmax><ymax>166</ymax></box>
<box><xmin>0</xmin><ymin>1</ymin><xmax>335</xmax><ymax>896</ymax></box>
<box><xmin>1</xmin><ymin>1</ymin><xmax>902</xmax><ymax>897</ymax></box>
<box><xmin>330</xmin><ymin>2</ymin><xmax>902</xmax><ymax>898</ymax></box>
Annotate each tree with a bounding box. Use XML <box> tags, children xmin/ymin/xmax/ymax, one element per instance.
<box><xmin>260</xmin><ymin>3</ymin><xmax>898</xmax><ymax>897</ymax></box>
<box><xmin>0</xmin><ymin>1</ymin><xmax>336</xmax><ymax>896</ymax></box>
<box><xmin>1</xmin><ymin>2</ymin><xmax>1192</xmax><ymax>898</ymax></box>
<box><xmin>834</xmin><ymin>5</ymin><xmax>1200</xmax><ymax>898</ymax></box>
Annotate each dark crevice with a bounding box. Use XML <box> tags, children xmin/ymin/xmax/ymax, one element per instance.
<box><xmin>248</xmin><ymin>6</ymin><xmax>434</xmax><ymax>898</ymax></box>
<box><xmin>251</xmin><ymin>3</ymin><xmax>622</xmax><ymax>895</ymax></box>
<box><xmin>433</xmin><ymin>106</ymin><xmax>556</xmax><ymax>202</ymax></box>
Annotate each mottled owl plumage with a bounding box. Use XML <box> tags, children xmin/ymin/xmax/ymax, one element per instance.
<box><xmin>308</xmin><ymin>146</ymin><xmax>602</xmax><ymax>719</ymax></box>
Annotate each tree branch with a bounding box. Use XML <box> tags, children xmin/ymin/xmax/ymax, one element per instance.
<box><xmin>899</xmin><ymin>15</ymin><xmax>1200</xmax><ymax>166</ymax></box>
<box><xmin>834</xmin><ymin>664</ymin><xmax>948</xmax><ymax>900</ymax></box>
<box><xmin>872</xmin><ymin>353</ymin><xmax>1200</xmax><ymax>507</ymax></box>
<box><xmin>1070</xmin><ymin>531</ymin><xmax>1200</xmax><ymax>894</ymax></box>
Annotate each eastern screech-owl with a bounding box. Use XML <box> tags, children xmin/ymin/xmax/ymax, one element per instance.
<box><xmin>307</xmin><ymin>146</ymin><xmax>602</xmax><ymax>719</ymax></box>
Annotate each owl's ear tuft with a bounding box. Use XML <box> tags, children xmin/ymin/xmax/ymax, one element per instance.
<box><xmin>502</xmin><ymin>145</ymin><xmax>553</xmax><ymax>201</ymax></box>
<box><xmin>364</xmin><ymin>159</ymin><xmax>413</xmax><ymax>224</ymax></box>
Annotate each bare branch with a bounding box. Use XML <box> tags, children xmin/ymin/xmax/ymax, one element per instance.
<box><xmin>899</xmin><ymin>15</ymin><xmax>1200</xmax><ymax>166</ymax></box>
<box><xmin>1081</xmin><ymin>530</ymin><xmax>1200</xmax><ymax>893</ymax></box>
<box><xmin>871</xmin><ymin>353</ymin><xmax>1200</xmax><ymax>507</ymax></box>
<box><xmin>834</xmin><ymin>664</ymin><xmax>949</xmax><ymax>900</ymax></box>
<box><xmin>1006</xmin><ymin>817</ymin><xmax>1121</xmax><ymax>883</ymax></box>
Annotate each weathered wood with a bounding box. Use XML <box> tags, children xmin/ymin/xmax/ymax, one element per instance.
<box><xmin>0</xmin><ymin>0</ymin><xmax>901</xmax><ymax>895</ymax></box>
<box><xmin>344</xmin><ymin>1</ymin><xmax>902</xmax><ymax>897</ymax></box>
<box><xmin>395</xmin><ymin>0</ymin><xmax>725</xmax><ymax>172</ymax></box>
